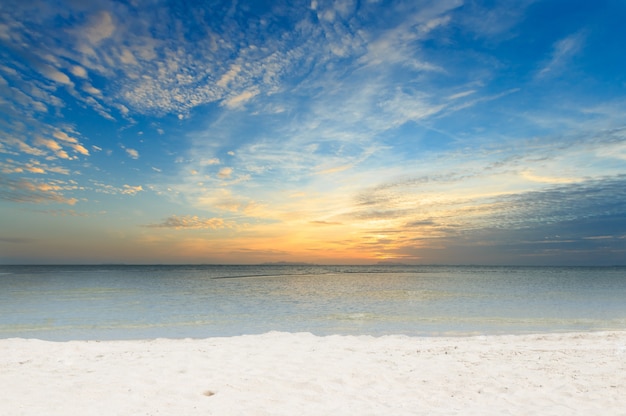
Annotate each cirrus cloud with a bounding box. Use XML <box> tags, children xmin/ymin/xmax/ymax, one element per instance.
<box><xmin>143</xmin><ymin>215</ymin><xmax>232</xmax><ymax>230</ymax></box>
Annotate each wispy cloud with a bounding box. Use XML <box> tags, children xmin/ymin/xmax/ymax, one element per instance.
<box><xmin>143</xmin><ymin>215</ymin><xmax>232</xmax><ymax>230</ymax></box>
<box><xmin>455</xmin><ymin>0</ymin><xmax>536</xmax><ymax>38</ymax></box>
<box><xmin>170</xmin><ymin>1</ymin><xmax>476</xmax><ymax>223</ymax></box>
<box><xmin>89</xmin><ymin>180</ymin><xmax>144</xmax><ymax>197</ymax></box>
<box><xmin>1</xmin><ymin>158</ymin><xmax>71</xmax><ymax>175</ymax></box>
<box><xmin>345</xmin><ymin>173</ymin><xmax>626</xmax><ymax>260</ymax></box>
<box><xmin>222</xmin><ymin>89</ymin><xmax>260</xmax><ymax>109</ymax></box>
<box><xmin>2</xmin><ymin>1</ymin><xmax>625</xmax><ymax>264</ymax></box>
<box><xmin>447</xmin><ymin>90</ymin><xmax>476</xmax><ymax>100</ymax></box>
<box><xmin>310</xmin><ymin>220</ymin><xmax>342</xmax><ymax>226</ymax></box>
<box><xmin>536</xmin><ymin>31</ymin><xmax>586</xmax><ymax>79</ymax></box>
<box><xmin>0</xmin><ymin>176</ymin><xmax>78</xmax><ymax>205</ymax></box>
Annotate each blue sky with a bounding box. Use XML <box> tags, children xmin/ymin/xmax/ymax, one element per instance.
<box><xmin>1</xmin><ymin>0</ymin><xmax>625</xmax><ymax>265</ymax></box>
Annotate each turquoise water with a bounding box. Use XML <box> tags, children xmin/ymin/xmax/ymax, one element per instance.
<box><xmin>0</xmin><ymin>265</ymin><xmax>625</xmax><ymax>340</ymax></box>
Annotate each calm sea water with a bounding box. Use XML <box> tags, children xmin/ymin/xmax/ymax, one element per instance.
<box><xmin>1</xmin><ymin>265</ymin><xmax>625</xmax><ymax>340</ymax></box>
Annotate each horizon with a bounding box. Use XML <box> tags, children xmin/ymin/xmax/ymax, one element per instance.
<box><xmin>2</xmin><ymin>262</ymin><xmax>624</xmax><ymax>268</ymax></box>
<box><xmin>1</xmin><ymin>0</ymin><xmax>625</xmax><ymax>266</ymax></box>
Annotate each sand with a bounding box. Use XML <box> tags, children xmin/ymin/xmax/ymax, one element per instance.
<box><xmin>1</xmin><ymin>331</ymin><xmax>625</xmax><ymax>415</ymax></box>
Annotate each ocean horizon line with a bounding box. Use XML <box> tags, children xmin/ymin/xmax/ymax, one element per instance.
<box><xmin>2</xmin><ymin>263</ymin><xmax>625</xmax><ymax>268</ymax></box>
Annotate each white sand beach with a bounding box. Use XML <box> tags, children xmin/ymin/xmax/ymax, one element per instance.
<box><xmin>1</xmin><ymin>331</ymin><xmax>625</xmax><ymax>415</ymax></box>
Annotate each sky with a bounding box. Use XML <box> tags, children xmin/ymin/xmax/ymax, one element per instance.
<box><xmin>1</xmin><ymin>0</ymin><xmax>625</xmax><ymax>265</ymax></box>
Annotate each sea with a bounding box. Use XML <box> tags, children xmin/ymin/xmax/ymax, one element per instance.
<box><xmin>1</xmin><ymin>264</ymin><xmax>625</xmax><ymax>341</ymax></box>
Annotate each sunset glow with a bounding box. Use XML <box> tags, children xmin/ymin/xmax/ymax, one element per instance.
<box><xmin>1</xmin><ymin>0</ymin><xmax>625</xmax><ymax>265</ymax></box>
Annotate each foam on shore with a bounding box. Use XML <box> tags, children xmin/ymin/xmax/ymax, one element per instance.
<box><xmin>2</xmin><ymin>331</ymin><xmax>625</xmax><ymax>415</ymax></box>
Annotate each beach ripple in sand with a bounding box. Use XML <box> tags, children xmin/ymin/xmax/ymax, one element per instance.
<box><xmin>1</xmin><ymin>331</ymin><xmax>625</xmax><ymax>415</ymax></box>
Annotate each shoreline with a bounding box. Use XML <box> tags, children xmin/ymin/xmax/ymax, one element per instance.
<box><xmin>2</xmin><ymin>331</ymin><xmax>625</xmax><ymax>415</ymax></box>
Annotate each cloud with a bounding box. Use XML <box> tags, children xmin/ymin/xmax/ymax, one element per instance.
<box><xmin>217</xmin><ymin>167</ymin><xmax>233</xmax><ymax>179</ymax></box>
<box><xmin>223</xmin><ymin>89</ymin><xmax>260</xmax><ymax>109</ymax></box>
<box><xmin>341</xmin><ymin>146</ymin><xmax>626</xmax><ymax>258</ymax></box>
<box><xmin>88</xmin><ymin>180</ymin><xmax>138</xmax><ymax>196</ymax></box>
<box><xmin>536</xmin><ymin>31</ymin><xmax>586</xmax><ymax>79</ymax></box>
<box><xmin>0</xmin><ymin>176</ymin><xmax>78</xmax><ymax>205</ymax></box>
<box><xmin>53</xmin><ymin>131</ymin><xmax>78</xmax><ymax>144</ymax></box>
<box><xmin>202</xmin><ymin>158</ymin><xmax>221</xmax><ymax>166</ymax></box>
<box><xmin>490</xmin><ymin>176</ymin><xmax>626</xmax><ymax>229</ymax></box>
<box><xmin>82</xmin><ymin>83</ymin><xmax>102</xmax><ymax>97</ymax></box>
<box><xmin>9</xmin><ymin>1</ymin><xmax>437</xmax><ymax>121</ymax></box>
<box><xmin>38</xmin><ymin>65</ymin><xmax>73</xmax><ymax>86</ymax></box>
<box><xmin>358</xmin><ymin>3</ymin><xmax>458</xmax><ymax>69</ymax></box>
<box><xmin>1</xmin><ymin>158</ymin><xmax>71</xmax><ymax>175</ymax></box>
<box><xmin>442</xmin><ymin>88</ymin><xmax>520</xmax><ymax>115</ymax></box>
<box><xmin>0</xmin><ymin>0</ymin><xmax>463</xmax><ymax>128</ymax></box>
<box><xmin>34</xmin><ymin>137</ymin><xmax>62</xmax><ymax>152</ymax></box>
<box><xmin>2</xmin><ymin>0</ymin><xmax>624</xmax><ymax>265</ymax></box>
<box><xmin>447</xmin><ymin>90</ymin><xmax>476</xmax><ymax>100</ymax></box>
<box><xmin>594</xmin><ymin>137</ymin><xmax>626</xmax><ymax>161</ymax></box>
<box><xmin>83</xmin><ymin>11</ymin><xmax>115</xmax><ymax>45</ymax></box>
<box><xmin>380</xmin><ymin>89</ymin><xmax>446</xmax><ymax>124</ymax></box>
<box><xmin>520</xmin><ymin>170</ymin><xmax>578</xmax><ymax>184</ymax></box>
<box><xmin>405</xmin><ymin>220</ymin><xmax>437</xmax><ymax>227</ymax></box>
<box><xmin>125</xmin><ymin>148</ymin><xmax>139</xmax><ymax>159</ymax></box>
<box><xmin>315</xmin><ymin>164</ymin><xmax>354</xmax><ymax>175</ymax></box>
<box><xmin>70</xmin><ymin>65</ymin><xmax>88</xmax><ymax>78</ymax></box>
<box><xmin>69</xmin><ymin>143</ymin><xmax>90</xmax><ymax>156</ymax></box>
<box><xmin>29</xmin><ymin>132</ymin><xmax>91</xmax><ymax>159</ymax></box>
<box><xmin>119</xmin><ymin>48</ymin><xmax>138</xmax><ymax>65</ymax></box>
<box><xmin>455</xmin><ymin>0</ymin><xmax>534</xmax><ymax>38</ymax></box>
<box><xmin>57</xmin><ymin>150</ymin><xmax>71</xmax><ymax>159</ymax></box>
<box><xmin>310</xmin><ymin>220</ymin><xmax>342</xmax><ymax>225</ymax></box>
<box><xmin>3</xmin><ymin>137</ymin><xmax>46</xmax><ymax>157</ymax></box>
<box><xmin>121</xmin><ymin>184</ymin><xmax>143</xmax><ymax>195</ymax></box>
<box><xmin>195</xmin><ymin>188</ymin><xmax>259</xmax><ymax>213</ymax></box>
<box><xmin>144</xmin><ymin>215</ymin><xmax>232</xmax><ymax>230</ymax></box>
<box><xmin>1</xmin><ymin>83</ymin><xmax>49</xmax><ymax>115</ymax></box>
<box><xmin>217</xmin><ymin>64</ymin><xmax>242</xmax><ymax>88</ymax></box>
